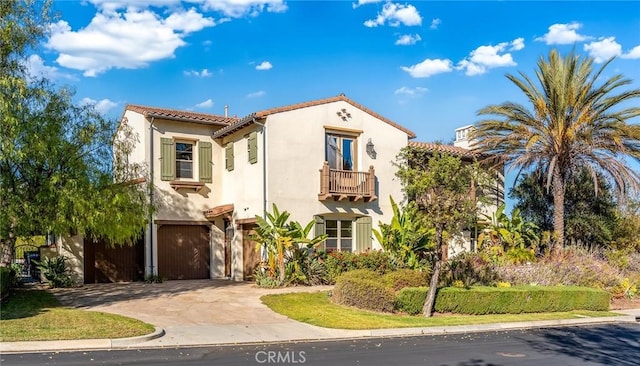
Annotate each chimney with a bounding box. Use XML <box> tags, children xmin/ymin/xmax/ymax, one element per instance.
<box><xmin>224</xmin><ymin>104</ymin><xmax>229</xmax><ymax>118</ymax></box>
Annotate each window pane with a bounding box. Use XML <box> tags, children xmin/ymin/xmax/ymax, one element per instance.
<box><xmin>340</xmin><ymin>239</ymin><xmax>352</xmax><ymax>252</ymax></box>
<box><xmin>176</xmin><ymin>161</ymin><xmax>193</xmax><ymax>178</ymax></box>
<box><xmin>342</xmin><ymin>138</ymin><xmax>353</xmax><ymax>171</ymax></box>
<box><xmin>340</xmin><ymin>220</ymin><xmax>352</xmax><ymax>238</ymax></box>
<box><xmin>176</xmin><ymin>143</ymin><xmax>193</xmax><ymax>152</ymax></box>
<box><xmin>326</xmin><ymin>135</ymin><xmax>339</xmax><ymax>170</ymax></box>
<box><xmin>324</xmin><ymin>238</ymin><xmax>338</xmax><ymax>252</ymax></box>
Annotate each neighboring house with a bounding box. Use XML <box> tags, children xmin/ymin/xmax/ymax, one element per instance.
<box><xmin>58</xmin><ymin>95</ymin><xmax>501</xmax><ymax>283</ymax></box>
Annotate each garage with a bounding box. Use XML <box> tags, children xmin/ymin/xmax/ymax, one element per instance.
<box><xmin>157</xmin><ymin>224</ymin><xmax>211</xmax><ymax>280</ymax></box>
<box><xmin>84</xmin><ymin>236</ymin><xmax>145</xmax><ymax>283</ymax></box>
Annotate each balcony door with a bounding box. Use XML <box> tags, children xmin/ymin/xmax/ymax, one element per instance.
<box><xmin>326</xmin><ymin>133</ymin><xmax>355</xmax><ymax>171</ymax></box>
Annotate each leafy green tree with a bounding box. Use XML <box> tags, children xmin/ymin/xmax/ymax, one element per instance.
<box><xmin>395</xmin><ymin>148</ymin><xmax>489</xmax><ymax>316</ymax></box>
<box><xmin>611</xmin><ymin>195</ymin><xmax>640</xmax><ymax>252</ymax></box>
<box><xmin>472</xmin><ymin>49</ymin><xmax>640</xmax><ymax>252</ymax></box>
<box><xmin>510</xmin><ymin>168</ymin><xmax>618</xmax><ymax>248</ymax></box>
<box><xmin>373</xmin><ymin>196</ymin><xmax>434</xmax><ymax>270</ymax></box>
<box><xmin>1</xmin><ymin>0</ymin><xmax>152</xmax><ymax>264</ymax></box>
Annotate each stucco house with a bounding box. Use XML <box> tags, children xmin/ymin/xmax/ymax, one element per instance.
<box><xmin>56</xmin><ymin>94</ymin><xmax>501</xmax><ymax>283</ymax></box>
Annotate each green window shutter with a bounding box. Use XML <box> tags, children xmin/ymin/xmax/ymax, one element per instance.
<box><xmin>355</xmin><ymin>216</ymin><xmax>372</xmax><ymax>252</ymax></box>
<box><xmin>248</xmin><ymin>131</ymin><xmax>258</xmax><ymax>164</ymax></box>
<box><xmin>198</xmin><ymin>141</ymin><xmax>212</xmax><ymax>183</ymax></box>
<box><xmin>314</xmin><ymin>216</ymin><xmax>325</xmax><ymax>237</ymax></box>
<box><xmin>314</xmin><ymin>215</ymin><xmax>325</xmax><ymax>251</ymax></box>
<box><xmin>225</xmin><ymin>142</ymin><xmax>234</xmax><ymax>171</ymax></box>
<box><xmin>160</xmin><ymin>137</ymin><xmax>175</xmax><ymax>181</ymax></box>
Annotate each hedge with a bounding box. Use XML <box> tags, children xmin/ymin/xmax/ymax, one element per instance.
<box><xmin>380</xmin><ymin>269</ymin><xmax>429</xmax><ymax>292</ymax></box>
<box><xmin>0</xmin><ymin>266</ymin><xmax>17</xmax><ymax>301</ymax></box>
<box><xmin>332</xmin><ymin>269</ymin><xmax>396</xmax><ymax>312</ymax></box>
<box><xmin>395</xmin><ymin>286</ymin><xmax>610</xmax><ymax>315</ymax></box>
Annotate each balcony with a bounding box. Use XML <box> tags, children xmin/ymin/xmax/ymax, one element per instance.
<box><xmin>318</xmin><ymin>161</ymin><xmax>377</xmax><ymax>202</ymax></box>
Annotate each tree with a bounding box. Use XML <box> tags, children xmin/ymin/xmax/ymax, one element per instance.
<box><xmin>395</xmin><ymin>148</ymin><xmax>488</xmax><ymax>316</ymax></box>
<box><xmin>510</xmin><ymin>168</ymin><xmax>618</xmax><ymax>249</ymax></box>
<box><xmin>1</xmin><ymin>0</ymin><xmax>152</xmax><ymax>264</ymax></box>
<box><xmin>373</xmin><ymin>196</ymin><xmax>435</xmax><ymax>270</ymax></box>
<box><xmin>471</xmin><ymin>49</ymin><xmax>640</xmax><ymax>252</ymax></box>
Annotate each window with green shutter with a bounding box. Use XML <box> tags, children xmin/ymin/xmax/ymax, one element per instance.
<box><xmin>225</xmin><ymin>142</ymin><xmax>234</xmax><ymax>171</ymax></box>
<box><xmin>198</xmin><ymin>141</ymin><xmax>212</xmax><ymax>183</ymax></box>
<box><xmin>160</xmin><ymin>137</ymin><xmax>175</xmax><ymax>181</ymax></box>
<box><xmin>248</xmin><ymin>131</ymin><xmax>258</xmax><ymax>164</ymax></box>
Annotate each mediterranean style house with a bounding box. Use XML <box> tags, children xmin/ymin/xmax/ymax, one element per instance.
<box><xmin>55</xmin><ymin>94</ymin><xmax>502</xmax><ymax>283</ymax></box>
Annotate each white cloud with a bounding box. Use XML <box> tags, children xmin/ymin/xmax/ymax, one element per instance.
<box><xmin>46</xmin><ymin>8</ymin><xmax>216</xmax><ymax>77</ymax></box>
<box><xmin>430</xmin><ymin>18</ymin><xmax>441</xmax><ymax>30</ymax></box>
<box><xmin>394</xmin><ymin>86</ymin><xmax>428</xmax><ymax>96</ymax></box>
<box><xmin>200</xmin><ymin>0</ymin><xmax>287</xmax><ymax>18</ymax></box>
<box><xmin>622</xmin><ymin>45</ymin><xmax>640</xmax><ymax>60</ymax></box>
<box><xmin>401</xmin><ymin>59</ymin><xmax>453</xmax><ymax>78</ymax></box>
<box><xmin>195</xmin><ymin>98</ymin><xmax>214</xmax><ymax>108</ymax></box>
<box><xmin>535</xmin><ymin>22</ymin><xmax>590</xmax><ymax>45</ymax></box>
<box><xmin>352</xmin><ymin>0</ymin><xmax>382</xmax><ymax>8</ymax></box>
<box><xmin>25</xmin><ymin>54</ymin><xmax>71</xmax><ymax>80</ymax></box>
<box><xmin>255</xmin><ymin>61</ymin><xmax>273</xmax><ymax>70</ymax></box>
<box><xmin>395</xmin><ymin>34</ymin><xmax>421</xmax><ymax>46</ymax></box>
<box><xmin>364</xmin><ymin>2</ymin><xmax>422</xmax><ymax>27</ymax></box>
<box><xmin>247</xmin><ymin>90</ymin><xmax>266</xmax><ymax>98</ymax></box>
<box><xmin>510</xmin><ymin>37</ymin><xmax>525</xmax><ymax>51</ymax></box>
<box><xmin>456</xmin><ymin>38</ymin><xmax>522</xmax><ymax>76</ymax></box>
<box><xmin>80</xmin><ymin>97</ymin><xmax>118</xmax><ymax>114</ymax></box>
<box><xmin>184</xmin><ymin>68</ymin><xmax>212</xmax><ymax>77</ymax></box>
<box><xmin>584</xmin><ymin>37</ymin><xmax>622</xmax><ymax>63</ymax></box>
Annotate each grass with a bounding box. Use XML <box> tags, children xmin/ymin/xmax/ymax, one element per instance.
<box><xmin>0</xmin><ymin>289</ymin><xmax>155</xmax><ymax>342</ymax></box>
<box><xmin>261</xmin><ymin>291</ymin><xmax>622</xmax><ymax>330</ymax></box>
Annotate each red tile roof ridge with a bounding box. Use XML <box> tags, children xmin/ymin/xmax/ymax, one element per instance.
<box><xmin>125</xmin><ymin>104</ymin><xmax>238</xmax><ymax>124</ymax></box>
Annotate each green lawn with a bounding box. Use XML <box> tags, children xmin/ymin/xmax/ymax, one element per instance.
<box><xmin>261</xmin><ymin>291</ymin><xmax>621</xmax><ymax>330</ymax></box>
<box><xmin>0</xmin><ymin>289</ymin><xmax>155</xmax><ymax>342</ymax></box>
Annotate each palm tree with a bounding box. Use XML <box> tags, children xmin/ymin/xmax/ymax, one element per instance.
<box><xmin>471</xmin><ymin>49</ymin><xmax>640</xmax><ymax>251</ymax></box>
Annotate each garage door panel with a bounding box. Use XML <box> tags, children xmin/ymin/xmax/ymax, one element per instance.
<box><xmin>158</xmin><ymin>225</ymin><xmax>210</xmax><ymax>280</ymax></box>
<box><xmin>84</xmin><ymin>236</ymin><xmax>145</xmax><ymax>283</ymax></box>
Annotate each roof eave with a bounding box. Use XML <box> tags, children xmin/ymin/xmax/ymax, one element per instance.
<box><xmin>212</xmin><ymin>113</ymin><xmax>259</xmax><ymax>139</ymax></box>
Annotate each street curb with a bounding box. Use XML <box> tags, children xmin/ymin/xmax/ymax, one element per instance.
<box><xmin>0</xmin><ymin>327</ymin><xmax>165</xmax><ymax>354</ymax></box>
<box><xmin>111</xmin><ymin>327</ymin><xmax>166</xmax><ymax>347</ymax></box>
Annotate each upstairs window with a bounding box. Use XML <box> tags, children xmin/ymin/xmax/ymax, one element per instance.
<box><xmin>326</xmin><ymin>133</ymin><xmax>355</xmax><ymax>171</ymax></box>
<box><xmin>175</xmin><ymin>142</ymin><xmax>194</xmax><ymax>179</ymax></box>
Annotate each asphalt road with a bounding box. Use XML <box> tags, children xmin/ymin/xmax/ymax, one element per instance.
<box><xmin>2</xmin><ymin>323</ymin><xmax>639</xmax><ymax>366</ymax></box>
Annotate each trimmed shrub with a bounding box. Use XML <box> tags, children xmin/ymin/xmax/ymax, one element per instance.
<box><xmin>395</xmin><ymin>286</ymin><xmax>610</xmax><ymax>315</ymax></box>
<box><xmin>381</xmin><ymin>269</ymin><xmax>429</xmax><ymax>292</ymax></box>
<box><xmin>320</xmin><ymin>250</ymin><xmax>396</xmax><ymax>284</ymax></box>
<box><xmin>395</xmin><ymin>286</ymin><xmax>429</xmax><ymax>315</ymax></box>
<box><xmin>332</xmin><ymin>269</ymin><xmax>396</xmax><ymax>312</ymax></box>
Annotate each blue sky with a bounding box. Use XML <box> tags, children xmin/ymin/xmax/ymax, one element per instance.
<box><xmin>29</xmin><ymin>0</ymin><xmax>640</xmax><ymax>205</ymax></box>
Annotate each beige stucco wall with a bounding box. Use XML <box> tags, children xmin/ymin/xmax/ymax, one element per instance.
<box><xmin>266</xmin><ymin>101</ymin><xmax>408</xmax><ymax>249</ymax></box>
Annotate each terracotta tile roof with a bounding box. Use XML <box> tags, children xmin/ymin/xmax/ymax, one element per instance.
<box><xmin>125</xmin><ymin>104</ymin><xmax>238</xmax><ymax>126</ymax></box>
<box><xmin>212</xmin><ymin>94</ymin><xmax>416</xmax><ymax>139</ymax></box>
<box><xmin>408</xmin><ymin>141</ymin><xmax>479</xmax><ymax>159</ymax></box>
<box><xmin>203</xmin><ymin>203</ymin><xmax>234</xmax><ymax>219</ymax></box>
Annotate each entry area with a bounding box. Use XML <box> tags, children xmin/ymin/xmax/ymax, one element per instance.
<box><xmin>157</xmin><ymin>224</ymin><xmax>211</xmax><ymax>280</ymax></box>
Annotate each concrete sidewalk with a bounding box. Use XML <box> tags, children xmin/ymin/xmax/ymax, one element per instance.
<box><xmin>1</xmin><ymin>280</ymin><xmax>639</xmax><ymax>353</ymax></box>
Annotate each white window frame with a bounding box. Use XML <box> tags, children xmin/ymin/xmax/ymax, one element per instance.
<box><xmin>175</xmin><ymin>139</ymin><xmax>196</xmax><ymax>180</ymax></box>
<box><xmin>324</xmin><ymin>219</ymin><xmax>354</xmax><ymax>252</ymax></box>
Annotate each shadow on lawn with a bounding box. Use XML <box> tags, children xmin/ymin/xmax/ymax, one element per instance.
<box><xmin>523</xmin><ymin>324</ymin><xmax>640</xmax><ymax>366</ymax></box>
<box><xmin>0</xmin><ymin>288</ymin><xmax>58</xmax><ymax>320</ymax></box>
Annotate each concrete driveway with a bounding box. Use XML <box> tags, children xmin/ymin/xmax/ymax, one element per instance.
<box><xmin>49</xmin><ymin>280</ymin><xmax>361</xmax><ymax>347</ymax></box>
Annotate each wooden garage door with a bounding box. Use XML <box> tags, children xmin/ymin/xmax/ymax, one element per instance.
<box><xmin>84</xmin><ymin>236</ymin><xmax>145</xmax><ymax>283</ymax></box>
<box><xmin>242</xmin><ymin>224</ymin><xmax>260</xmax><ymax>281</ymax></box>
<box><xmin>158</xmin><ymin>225</ymin><xmax>210</xmax><ymax>280</ymax></box>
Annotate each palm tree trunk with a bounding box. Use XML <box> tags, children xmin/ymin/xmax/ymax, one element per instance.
<box><xmin>551</xmin><ymin>169</ymin><xmax>565</xmax><ymax>254</ymax></box>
